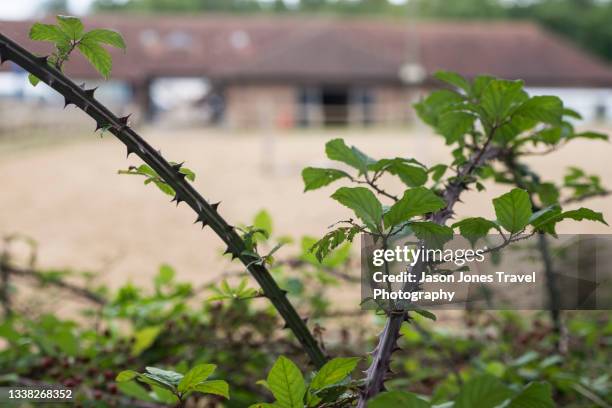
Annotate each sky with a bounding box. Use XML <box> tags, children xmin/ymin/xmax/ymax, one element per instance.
<box><xmin>0</xmin><ymin>0</ymin><xmax>94</xmax><ymax>20</ymax></box>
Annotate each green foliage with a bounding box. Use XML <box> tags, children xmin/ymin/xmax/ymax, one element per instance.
<box><xmin>28</xmin><ymin>15</ymin><xmax>125</xmax><ymax>85</ymax></box>
<box><xmin>116</xmin><ymin>363</ymin><xmax>229</xmax><ymax>402</ymax></box>
<box><xmin>492</xmin><ymin>188</ymin><xmax>532</xmax><ymax>234</ymax></box>
<box><xmin>118</xmin><ymin>163</ymin><xmax>196</xmax><ymax>196</ymax></box>
<box><xmin>383</xmin><ymin>187</ymin><xmax>446</xmax><ymax>229</ymax></box>
<box><xmin>331</xmin><ymin>187</ymin><xmax>383</xmax><ymax>232</ymax></box>
<box><xmin>302</xmin><ymin>167</ymin><xmax>350</xmax><ymax>192</ymax></box>
<box><xmin>253</xmin><ymin>356</ymin><xmax>361</xmax><ymax>407</ymax></box>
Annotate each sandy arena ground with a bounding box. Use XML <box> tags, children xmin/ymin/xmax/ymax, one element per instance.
<box><xmin>1</xmin><ymin>124</ymin><xmax>610</xmax><ymax>307</ymax></box>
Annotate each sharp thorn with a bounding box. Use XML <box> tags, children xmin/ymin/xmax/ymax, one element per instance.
<box><xmin>118</xmin><ymin>114</ymin><xmax>131</xmax><ymax>126</ymax></box>
<box><xmin>211</xmin><ymin>202</ymin><xmax>220</xmax><ymax>211</ymax></box>
<box><xmin>126</xmin><ymin>145</ymin><xmax>135</xmax><ymax>157</ymax></box>
<box><xmin>171</xmin><ymin>195</ymin><xmax>183</xmax><ymax>206</ymax></box>
<box><xmin>171</xmin><ymin>162</ymin><xmax>184</xmax><ymax>171</ymax></box>
<box><xmin>194</xmin><ymin>214</ymin><xmax>208</xmax><ymax>228</ymax></box>
<box><xmin>63</xmin><ymin>96</ymin><xmax>76</xmax><ymax>108</ymax></box>
<box><xmin>95</xmin><ymin>121</ymin><xmax>105</xmax><ymax>131</ymax></box>
<box><xmin>34</xmin><ymin>55</ymin><xmax>48</xmax><ymax>65</ymax></box>
<box><xmin>282</xmin><ymin>322</ymin><xmax>289</xmax><ymax>330</ymax></box>
<box><xmin>84</xmin><ymin>87</ymin><xmax>97</xmax><ymax>98</ymax></box>
<box><xmin>302</xmin><ymin>317</ymin><xmax>309</xmax><ymax>324</ymax></box>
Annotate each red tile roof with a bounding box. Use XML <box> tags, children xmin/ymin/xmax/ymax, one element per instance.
<box><xmin>2</xmin><ymin>15</ymin><xmax>612</xmax><ymax>86</ymax></box>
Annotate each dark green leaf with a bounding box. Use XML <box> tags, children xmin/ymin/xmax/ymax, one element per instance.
<box><xmin>302</xmin><ymin>167</ymin><xmax>350</xmax><ymax>192</ymax></box>
<box><xmin>436</xmin><ymin>111</ymin><xmax>476</xmax><ymax>144</ymax></box>
<box><xmin>414</xmin><ymin>89</ymin><xmax>463</xmax><ymax>127</ymax></box>
<box><xmin>429</xmin><ymin>164</ymin><xmax>447</xmax><ymax>182</ymax></box>
<box><xmin>454</xmin><ymin>375</ymin><xmax>513</xmax><ymax>408</ymax></box>
<box><xmin>493</xmin><ymin>188</ymin><xmax>532</xmax><ymax>233</ymax></box>
<box><xmin>434</xmin><ymin>70</ymin><xmax>470</xmax><ymax>93</ymax></box>
<box><xmin>513</xmin><ymin>96</ymin><xmax>563</xmax><ymax>125</ymax></box>
<box><xmin>332</xmin><ymin>187</ymin><xmax>383</xmax><ymax>232</ymax></box>
<box><xmin>452</xmin><ymin>217</ymin><xmax>499</xmax><ymax>246</ymax></box>
<box><xmin>410</xmin><ymin>222</ymin><xmax>453</xmax><ymax>249</ymax></box>
<box><xmin>507</xmin><ymin>382</ymin><xmax>554</xmax><ymax>408</ymax></box>
<box><xmin>568</xmin><ymin>131</ymin><xmax>608</xmax><ymax>141</ymax></box>
<box><xmin>367</xmin><ymin>391</ymin><xmax>430</xmax><ymax>408</ymax></box>
<box><xmin>325</xmin><ymin>138</ymin><xmax>373</xmax><ymax>173</ymax></box>
<box><xmin>480</xmin><ymin>79</ymin><xmax>527</xmax><ymax>125</ymax></box>
<box><xmin>383</xmin><ymin>187</ymin><xmax>445</xmax><ymax>229</ymax></box>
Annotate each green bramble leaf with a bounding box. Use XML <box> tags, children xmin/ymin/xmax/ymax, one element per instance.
<box><xmin>568</xmin><ymin>131</ymin><xmax>608</xmax><ymax>141</ymax></box>
<box><xmin>492</xmin><ymin>188</ymin><xmax>532</xmax><ymax>234</ymax></box>
<box><xmin>131</xmin><ymin>326</ymin><xmax>162</xmax><ymax>356</ymax></box>
<box><xmin>429</xmin><ymin>164</ymin><xmax>447</xmax><ymax>182</ymax></box>
<box><xmin>434</xmin><ymin>70</ymin><xmax>471</xmax><ymax>94</ymax></box>
<box><xmin>116</xmin><ymin>370</ymin><xmax>139</xmax><ymax>382</ymax></box>
<box><xmin>29</xmin><ymin>22</ymin><xmax>70</xmax><ymax>43</ymax></box>
<box><xmin>507</xmin><ymin>381</ymin><xmax>554</xmax><ymax>408</ymax></box>
<box><xmin>480</xmin><ymin>79</ymin><xmax>528</xmax><ymax>126</ymax></box>
<box><xmin>325</xmin><ymin>138</ymin><xmax>373</xmax><ymax>174</ymax></box>
<box><xmin>177</xmin><ymin>364</ymin><xmax>216</xmax><ymax>393</ymax></box>
<box><xmin>191</xmin><ymin>380</ymin><xmax>229</xmax><ymax>399</ymax></box>
<box><xmin>310</xmin><ymin>357</ymin><xmax>360</xmax><ymax>391</ymax></box>
<box><xmin>267</xmin><ymin>356</ymin><xmax>305</xmax><ymax>408</ymax></box>
<box><xmin>513</xmin><ymin>95</ymin><xmax>563</xmax><ymax>126</ymax></box>
<box><xmin>452</xmin><ymin>217</ymin><xmax>499</xmax><ymax>246</ymax></box>
<box><xmin>77</xmin><ymin>38</ymin><xmax>112</xmax><ymax>78</ymax></box>
<box><xmin>331</xmin><ymin>187</ymin><xmax>383</xmax><ymax>232</ymax></box>
<box><xmin>302</xmin><ymin>167</ymin><xmax>350</xmax><ymax>192</ymax></box>
<box><xmin>383</xmin><ymin>187</ymin><xmax>445</xmax><ymax>229</ymax></box>
<box><xmin>368</xmin><ymin>391</ymin><xmax>430</xmax><ymax>408</ymax></box>
<box><xmin>410</xmin><ymin>221</ymin><xmax>453</xmax><ymax>249</ymax></box>
<box><xmin>56</xmin><ymin>15</ymin><xmax>84</xmax><ymax>39</ymax></box>
<box><xmin>454</xmin><ymin>375</ymin><xmax>513</xmax><ymax>408</ymax></box>
<box><xmin>82</xmin><ymin>28</ymin><xmax>126</xmax><ymax>50</ymax></box>
<box><xmin>436</xmin><ymin>111</ymin><xmax>476</xmax><ymax>144</ymax></box>
<box><xmin>414</xmin><ymin>89</ymin><xmax>464</xmax><ymax>127</ymax></box>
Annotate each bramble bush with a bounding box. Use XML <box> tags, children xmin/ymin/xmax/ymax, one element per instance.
<box><xmin>0</xmin><ymin>15</ymin><xmax>609</xmax><ymax>408</ymax></box>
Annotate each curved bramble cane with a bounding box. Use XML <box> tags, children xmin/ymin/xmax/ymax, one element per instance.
<box><xmin>0</xmin><ymin>32</ymin><xmax>326</xmax><ymax>368</ymax></box>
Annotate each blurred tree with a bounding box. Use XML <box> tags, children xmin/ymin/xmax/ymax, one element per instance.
<box><xmin>43</xmin><ymin>0</ymin><xmax>69</xmax><ymax>13</ymax></box>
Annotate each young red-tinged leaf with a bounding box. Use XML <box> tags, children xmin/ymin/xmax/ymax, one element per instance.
<box><xmin>493</xmin><ymin>188</ymin><xmax>532</xmax><ymax>234</ymax></box>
